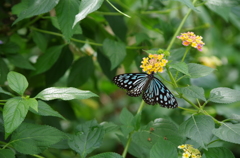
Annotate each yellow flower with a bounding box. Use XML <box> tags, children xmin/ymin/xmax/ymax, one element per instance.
<box><xmin>177</xmin><ymin>32</ymin><xmax>205</xmax><ymax>51</ymax></box>
<box><xmin>183</xmin><ymin>151</ymin><xmax>191</xmax><ymax>158</ymax></box>
<box><xmin>199</xmin><ymin>56</ymin><xmax>222</xmax><ymax>68</ymax></box>
<box><xmin>140</xmin><ymin>54</ymin><xmax>168</xmax><ymax>74</ymax></box>
<box><xmin>178</xmin><ymin>144</ymin><xmax>186</xmax><ymax>149</ymax></box>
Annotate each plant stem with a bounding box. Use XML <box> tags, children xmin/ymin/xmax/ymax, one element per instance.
<box><xmin>166</xmin><ymin>0</ymin><xmax>198</xmax><ymax>52</ymax></box>
<box><xmin>181</xmin><ymin>95</ymin><xmax>200</xmax><ymax>110</ymax></box>
<box><xmin>137</xmin><ymin>100</ymin><xmax>145</xmax><ymax>114</ymax></box>
<box><xmin>106</xmin><ymin>0</ymin><xmax>131</xmax><ymax>18</ymax></box>
<box><xmin>122</xmin><ymin>100</ymin><xmax>145</xmax><ymax>158</ymax></box>
<box><xmin>122</xmin><ymin>132</ymin><xmax>133</xmax><ymax>158</ymax></box>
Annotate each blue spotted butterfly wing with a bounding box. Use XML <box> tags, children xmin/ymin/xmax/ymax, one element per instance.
<box><xmin>142</xmin><ymin>77</ymin><xmax>178</xmax><ymax>108</ymax></box>
<box><xmin>113</xmin><ymin>73</ymin><xmax>149</xmax><ymax>97</ymax></box>
<box><xmin>113</xmin><ymin>73</ymin><xmax>178</xmax><ymax>108</ymax></box>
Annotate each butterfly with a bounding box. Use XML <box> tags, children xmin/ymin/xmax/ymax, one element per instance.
<box><xmin>113</xmin><ymin>73</ymin><xmax>178</xmax><ymax>108</ymax></box>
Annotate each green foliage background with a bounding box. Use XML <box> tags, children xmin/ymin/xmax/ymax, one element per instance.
<box><xmin>0</xmin><ymin>0</ymin><xmax>240</xmax><ymax>158</ymax></box>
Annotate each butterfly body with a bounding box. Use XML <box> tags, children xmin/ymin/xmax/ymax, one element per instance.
<box><xmin>113</xmin><ymin>73</ymin><xmax>178</xmax><ymax>108</ymax></box>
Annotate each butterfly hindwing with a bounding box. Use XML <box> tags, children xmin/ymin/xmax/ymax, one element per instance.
<box><xmin>113</xmin><ymin>73</ymin><xmax>178</xmax><ymax>108</ymax></box>
<box><xmin>142</xmin><ymin>77</ymin><xmax>178</xmax><ymax>108</ymax></box>
<box><xmin>113</xmin><ymin>73</ymin><xmax>149</xmax><ymax>97</ymax></box>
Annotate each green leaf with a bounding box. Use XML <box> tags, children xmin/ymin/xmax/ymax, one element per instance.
<box><xmin>101</xmin><ymin>122</ymin><xmax>120</xmax><ymax>133</ymax></box>
<box><xmin>103</xmin><ymin>38</ymin><xmax>126</xmax><ymax>70</ymax></box>
<box><xmin>28</xmin><ymin>98</ymin><xmax>38</xmax><ymax>112</ymax></box>
<box><xmin>32</xmin><ymin>31</ymin><xmax>48</xmax><ymax>51</ymax></box>
<box><xmin>55</xmin><ymin>0</ymin><xmax>80</xmax><ymax>41</ymax></box>
<box><xmin>135</xmin><ymin>33</ymin><xmax>150</xmax><ymax>45</ymax></box>
<box><xmin>7</xmin><ymin>54</ymin><xmax>35</xmax><ymax>70</ymax></box>
<box><xmin>11</xmin><ymin>123</ymin><xmax>66</xmax><ymax>154</ymax></box>
<box><xmin>35</xmin><ymin>87</ymin><xmax>98</xmax><ymax>101</ymax></box>
<box><xmin>30</xmin><ymin>100</ymin><xmax>65</xmax><ymax>120</ymax></box>
<box><xmin>13</xmin><ymin>0</ymin><xmax>60</xmax><ymax>25</ymax></box>
<box><xmin>90</xmin><ymin>152</ymin><xmax>123</xmax><ymax>158</ymax></box>
<box><xmin>67</xmin><ymin>56</ymin><xmax>94</xmax><ymax>87</ymax></box>
<box><xmin>209</xmin><ymin>87</ymin><xmax>240</xmax><ymax>104</ymax></box>
<box><xmin>97</xmin><ymin>50</ymin><xmax>117</xmax><ymax>80</ymax></box>
<box><xmin>0</xmin><ymin>149</ymin><xmax>15</xmax><ymax>158</ymax></box>
<box><xmin>68</xmin><ymin>120</ymin><xmax>105</xmax><ymax>158</ymax></box>
<box><xmin>212</xmin><ymin>123</ymin><xmax>240</xmax><ymax>144</ymax></box>
<box><xmin>132</xmin><ymin>118</ymin><xmax>184</xmax><ymax>149</ymax></box>
<box><xmin>32</xmin><ymin>45</ymin><xmax>64</xmax><ymax>75</ymax></box>
<box><xmin>73</xmin><ymin>0</ymin><xmax>104</xmax><ymax>27</ymax></box>
<box><xmin>119</xmin><ymin>108</ymin><xmax>134</xmax><ymax>125</ymax></box>
<box><xmin>150</xmin><ymin>140</ymin><xmax>178</xmax><ymax>158</ymax></box>
<box><xmin>176</xmin><ymin>86</ymin><xmax>206</xmax><ymax>101</ymax></box>
<box><xmin>3</xmin><ymin>97</ymin><xmax>30</xmax><ymax>135</ymax></box>
<box><xmin>188</xmin><ymin>63</ymin><xmax>214</xmax><ymax>78</ymax></box>
<box><xmin>170</xmin><ymin>62</ymin><xmax>190</xmax><ymax>76</ymax></box>
<box><xmin>173</xmin><ymin>0</ymin><xmax>198</xmax><ymax>12</ymax></box>
<box><xmin>0</xmin><ymin>42</ymin><xmax>20</xmax><ymax>54</ymax></box>
<box><xmin>179</xmin><ymin>115</ymin><xmax>215</xmax><ymax>149</ymax></box>
<box><xmin>204</xmin><ymin>147</ymin><xmax>235</xmax><ymax>158</ymax></box>
<box><xmin>0</xmin><ymin>58</ymin><xmax>9</xmax><ymax>85</ymax></box>
<box><xmin>46</xmin><ymin>46</ymin><xmax>73</xmax><ymax>85</ymax></box>
<box><xmin>206</xmin><ymin>0</ymin><xmax>233</xmax><ymax>22</ymax></box>
<box><xmin>105</xmin><ymin>14</ymin><xmax>127</xmax><ymax>42</ymax></box>
<box><xmin>0</xmin><ymin>87</ymin><xmax>13</xmax><ymax>96</ymax></box>
<box><xmin>7</xmin><ymin>71</ymin><xmax>28</xmax><ymax>96</ymax></box>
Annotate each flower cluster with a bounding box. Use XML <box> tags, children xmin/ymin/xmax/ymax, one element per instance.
<box><xmin>178</xmin><ymin>144</ymin><xmax>201</xmax><ymax>158</ymax></box>
<box><xmin>177</xmin><ymin>32</ymin><xmax>205</xmax><ymax>51</ymax></box>
<box><xmin>140</xmin><ymin>54</ymin><xmax>168</xmax><ymax>74</ymax></box>
<box><xmin>199</xmin><ymin>56</ymin><xmax>222</xmax><ymax>68</ymax></box>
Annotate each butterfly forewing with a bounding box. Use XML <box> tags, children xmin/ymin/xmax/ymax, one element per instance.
<box><xmin>113</xmin><ymin>73</ymin><xmax>149</xmax><ymax>97</ymax></box>
<box><xmin>113</xmin><ymin>73</ymin><xmax>178</xmax><ymax>108</ymax></box>
<box><xmin>143</xmin><ymin>77</ymin><xmax>178</xmax><ymax>108</ymax></box>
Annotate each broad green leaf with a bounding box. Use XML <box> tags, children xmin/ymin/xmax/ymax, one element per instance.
<box><xmin>28</xmin><ymin>98</ymin><xmax>38</xmax><ymax>112</ymax></box>
<box><xmin>170</xmin><ymin>62</ymin><xmax>190</xmax><ymax>76</ymax></box>
<box><xmin>97</xmin><ymin>50</ymin><xmax>117</xmax><ymax>80</ymax></box>
<box><xmin>135</xmin><ymin>33</ymin><xmax>150</xmax><ymax>45</ymax></box>
<box><xmin>68</xmin><ymin>120</ymin><xmax>105</xmax><ymax>158</ymax></box>
<box><xmin>7</xmin><ymin>54</ymin><xmax>35</xmax><ymax>70</ymax></box>
<box><xmin>209</xmin><ymin>87</ymin><xmax>240</xmax><ymax>103</ymax></box>
<box><xmin>150</xmin><ymin>140</ymin><xmax>178</xmax><ymax>158</ymax></box>
<box><xmin>144</xmin><ymin>49</ymin><xmax>158</xmax><ymax>54</ymax></box>
<box><xmin>179</xmin><ymin>115</ymin><xmax>215</xmax><ymax>149</ymax></box>
<box><xmin>206</xmin><ymin>3</ymin><xmax>231</xmax><ymax>22</ymax></box>
<box><xmin>204</xmin><ymin>147</ymin><xmax>235</xmax><ymax>158</ymax></box>
<box><xmin>103</xmin><ymin>38</ymin><xmax>126</xmax><ymax>70</ymax></box>
<box><xmin>0</xmin><ymin>58</ymin><xmax>9</xmax><ymax>84</ymax></box>
<box><xmin>3</xmin><ymin>97</ymin><xmax>30</xmax><ymax>135</ymax></box>
<box><xmin>13</xmin><ymin>0</ymin><xmax>60</xmax><ymax>25</ymax></box>
<box><xmin>32</xmin><ymin>45</ymin><xmax>64</xmax><ymax>75</ymax></box>
<box><xmin>11</xmin><ymin>123</ymin><xmax>66</xmax><ymax>154</ymax></box>
<box><xmin>120</xmin><ymin>125</ymin><xmax>134</xmax><ymax>137</ymax></box>
<box><xmin>176</xmin><ymin>86</ymin><xmax>206</xmax><ymax>101</ymax></box>
<box><xmin>132</xmin><ymin>118</ymin><xmax>184</xmax><ymax>149</ymax></box>
<box><xmin>212</xmin><ymin>123</ymin><xmax>240</xmax><ymax>144</ymax></box>
<box><xmin>188</xmin><ymin>63</ymin><xmax>214</xmax><ymax>78</ymax></box>
<box><xmin>30</xmin><ymin>100</ymin><xmax>65</xmax><ymax>120</ymax></box>
<box><xmin>73</xmin><ymin>0</ymin><xmax>104</xmax><ymax>27</ymax></box>
<box><xmin>215</xmin><ymin>104</ymin><xmax>240</xmax><ymax>120</ymax></box>
<box><xmin>67</xmin><ymin>56</ymin><xmax>94</xmax><ymax>87</ymax></box>
<box><xmin>32</xmin><ymin>31</ymin><xmax>48</xmax><ymax>51</ymax></box>
<box><xmin>90</xmin><ymin>152</ymin><xmax>123</xmax><ymax>158</ymax></box>
<box><xmin>105</xmin><ymin>14</ymin><xmax>127</xmax><ymax>42</ymax></box>
<box><xmin>0</xmin><ymin>42</ymin><xmax>19</xmax><ymax>54</ymax></box>
<box><xmin>7</xmin><ymin>71</ymin><xmax>28</xmax><ymax>96</ymax></box>
<box><xmin>101</xmin><ymin>122</ymin><xmax>119</xmax><ymax>133</ymax></box>
<box><xmin>46</xmin><ymin>46</ymin><xmax>73</xmax><ymax>85</ymax></box>
<box><xmin>0</xmin><ymin>87</ymin><xmax>13</xmax><ymax>96</ymax></box>
<box><xmin>0</xmin><ymin>149</ymin><xmax>15</xmax><ymax>158</ymax></box>
<box><xmin>35</xmin><ymin>87</ymin><xmax>98</xmax><ymax>101</ymax></box>
<box><xmin>119</xmin><ymin>108</ymin><xmax>134</xmax><ymax>125</ymax></box>
<box><xmin>55</xmin><ymin>0</ymin><xmax>80</xmax><ymax>41</ymax></box>
<box><xmin>173</xmin><ymin>0</ymin><xmax>198</xmax><ymax>12</ymax></box>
